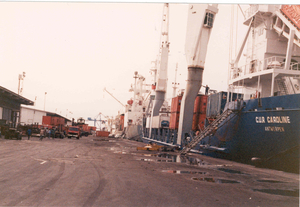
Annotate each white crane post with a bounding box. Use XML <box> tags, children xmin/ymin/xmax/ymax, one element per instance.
<box><xmin>151</xmin><ymin>3</ymin><xmax>170</xmax><ymax>117</ymax></box>
<box><xmin>177</xmin><ymin>4</ymin><xmax>218</xmax><ymax>145</ymax></box>
<box><xmin>149</xmin><ymin>3</ymin><xmax>170</xmax><ymax>138</ymax></box>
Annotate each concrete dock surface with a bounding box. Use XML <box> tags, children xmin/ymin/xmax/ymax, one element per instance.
<box><xmin>0</xmin><ymin>135</ymin><xmax>299</xmax><ymax>207</ymax></box>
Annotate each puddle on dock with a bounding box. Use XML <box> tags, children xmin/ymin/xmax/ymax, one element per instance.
<box><xmin>256</xmin><ymin>179</ymin><xmax>285</xmax><ymax>183</ymax></box>
<box><xmin>109</xmin><ymin>147</ymin><xmax>128</xmax><ymax>154</ymax></box>
<box><xmin>252</xmin><ymin>189</ymin><xmax>299</xmax><ymax>197</ymax></box>
<box><xmin>93</xmin><ymin>139</ymin><xmax>108</xmax><ymax>142</ymax></box>
<box><xmin>114</xmin><ymin>151</ymin><xmax>127</xmax><ymax>154</ymax></box>
<box><xmin>140</xmin><ymin>158</ymin><xmax>173</xmax><ymax>162</ymax></box>
<box><xmin>217</xmin><ymin>168</ymin><xmax>245</xmax><ymax>174</ymax></box>
<box><xmin>192</xmin><ymin>177</ymin><xmax>240</xmax><ymax>184</ymax></box>
<box><xmin>162</xmin><ymin>170</ymin><xmax>207</xmax><ymax>175</ymax></box>
<box><xmin>138</xmin><ymin>153</ymin><xmax>211</xmax><ymax>166</ymax></box>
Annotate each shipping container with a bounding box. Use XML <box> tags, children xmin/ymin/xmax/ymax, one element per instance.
<box><xmin>169</xmin><ymin>112</ymin><xmax>180</xmax><ymax>129</ymax></box>
<box><xmin>199</xmin><ymin>95</ymin><xmax>208</xmax><ymax>114</ymax></box>
<box><xmin>88</xmin><ymin>126</ymin><xmax>96</xmax><ymax>131</ymax></box>
<box><xmin>42</xmin><ymin>116</ymin><xmax>52</xmax><ymax>125</ymax></box>
<box><xmin>192</xmin><ymin>113</ymin><xmax>199</xmax><ymax>131</ymax></box>
<box><xmin>198</xmin><ymin>113</ymin><xmax>206</xmax><ymax>130</ymax></box>
<box><xmin>193</xmin><ymin>96</ymin><xmax>201</xmax><ymax>113</ymax></box>
<box><xmin>120</xmin><ymin>114</ymin><xmax>124</xmax><ymax>130</ymax></box>
<box><xmin>206</xmin><ymin>91</ymin><xmax>243</xmax><ymax>118</ymax></box>
<box><xmin>171</xmin><ymin>96</ymin><xmax>182</xmax><ymax>113</ymax></box>
<box><xmin>81</xmin><ymin>124</ymin><xmax>89</xmax><ymax>131</ymax></box>
<box><xmin>46</xmin><ymin>117</ymin><xmax>65</xmax><ymax>126</ymax></box>
<box><xmin>96</xmin><ymin>131</ymin><xmax>109</xmax><ymax>137</ymax></box>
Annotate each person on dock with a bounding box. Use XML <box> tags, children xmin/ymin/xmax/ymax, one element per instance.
<box><xmin>51</xmin><ymin>128</ymin><xmax>55</xmax><ymax>139</ymax></box>
<box><xmin>40</xmin><ymin>128</ymin><xmax>44</xmax><ymax>141</ymax></box>
<box><xmin>27</xmin><ymin>128</ymin><xmax>32</xmax><ymax>140</ymax></box>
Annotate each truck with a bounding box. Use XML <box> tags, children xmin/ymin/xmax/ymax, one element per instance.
<box><xmin>67</xmin><ymin>126</ymin><xmax>81</xmax><ymax>139</ymax></box>
<box><xmin>73</xmin><ymin>117</ymin><xmax>89</xmax><ymax>137</ymax></box>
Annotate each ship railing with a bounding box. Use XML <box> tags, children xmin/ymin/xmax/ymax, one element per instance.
<box><xmin>290</xmin><ymin>62</ymin><xmax>300</xmax><ymax>71</ymax></box>
<box><xmin>244</xmin><ymin>5</ymin><xmax>281</xmax><ymax>20</ymax></box>
<box><xmin>230</xmin><ymin>56</ymin><xmax>299</xmax><ymax>80</ymax></box>
<box><xmin>244</xmin><ymin>5</ymin><xmax>259</xmax><ymax>19</ymax></box>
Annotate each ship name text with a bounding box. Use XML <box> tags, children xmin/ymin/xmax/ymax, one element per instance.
<box><xmin>255</xmin><ymin>116</ymin><xmax>290</xmax><ymax>124</ymax></box>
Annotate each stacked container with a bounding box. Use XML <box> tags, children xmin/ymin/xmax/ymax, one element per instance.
<box><xmin>119</xmin><ymin>114</ymin><xmax>124</xmax><ymax>131</ymax></box>
<box><xmin>198</xmin><ymin>95</ymin><xmax>207</xmax><ymax>130</ymax></box>
<box><xmin>42</xmin><ymin>116</ymin><xmax>65</xmax><ymax>126</ymax></box>
<box><xmin>192</xmin><ymin>95</ymin><xmax>207</xmax><ymax>131</ymax></box>
<box><xmin>169</xmin><ymin>96</ymin><xmax>182</xmax><ymax>129</ymax></box>
<box><xmin>42</xmin><ymin>116</ymin><xmax>52</xmax><ymax>125</ymax></box>
<box><xmin>169</xmin><ymin>94</ymin><xmax>208</xmax><ymax>131</ymax></box>
<box><xmin>51</xmin><ymin>117</ymin><xmax>65</xmax><ymax>126</ymax></box>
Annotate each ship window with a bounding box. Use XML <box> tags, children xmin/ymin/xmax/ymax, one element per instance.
<box><xmin>204</xmin><ymin>12</ymin><xmax>214</xmax><ymax>28</ymax></box>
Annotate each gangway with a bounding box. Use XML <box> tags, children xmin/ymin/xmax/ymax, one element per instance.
<box><xmin>180</xmin><ymin>109</ymin><xmax>235</xmax><ymax>155</ymax></box>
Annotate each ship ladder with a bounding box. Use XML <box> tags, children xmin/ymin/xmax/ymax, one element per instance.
<box><xmin>180</xmin><ymin>109</ymin><xmax>234</xmax><ymax>155</ymax></box>
<box><xmin>276</xmin><ymin>78</ymin><xmax>288</xmax><ymax>95</ymax></box>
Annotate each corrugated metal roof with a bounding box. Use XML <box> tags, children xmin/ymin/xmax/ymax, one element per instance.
<box><xmin>0</xmin><ymin>85</ymin><xmax>34</xmax><ymax>106</ymax></box>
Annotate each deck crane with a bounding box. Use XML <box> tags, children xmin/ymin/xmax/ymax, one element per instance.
<box><xmin>151</xmin><ymin>3</ymin><xmax>170</xmax><ymax>117</ymax></box>
<box><xmin>148</xmin><ymin>3</ymin><xmax>170</xmax><ymax>138</ymax></box>
<box><xmin>177</xmin><ymin>4</ymin><xmax>218</xmax><ymax>145</ymax></box>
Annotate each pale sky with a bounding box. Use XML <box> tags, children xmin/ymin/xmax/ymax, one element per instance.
<box><xmin>0</xmin><ymin>2</ymin><xmax>249</xmax><ymax>121</ymax></box>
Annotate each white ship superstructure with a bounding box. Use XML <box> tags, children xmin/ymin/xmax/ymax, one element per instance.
<box><xmin>229</xmin><ymin>5</ymin><xmax>300</xmax><ymax>100</ymax></box>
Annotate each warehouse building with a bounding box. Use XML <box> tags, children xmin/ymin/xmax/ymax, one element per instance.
<box><xmin>0</xmin><ymin>86</ymin><xmax>34</xmax><ymax>127</ymax></box>
<box><xmin>20</xmin><ymin>106</ymin><xmax>72</xmax><ymax>126</ymax></box>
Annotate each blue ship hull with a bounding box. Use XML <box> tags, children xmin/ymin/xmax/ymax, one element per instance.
<box><xmin>198</xmin><ymin>94</ymin><xmax>300</xmax><ymax>173</ymax></box>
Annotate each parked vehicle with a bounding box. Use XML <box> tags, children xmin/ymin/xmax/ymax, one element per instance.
<box><xmin>67</xmin><ymin>126</ymin><xmax>81</xmax><ymax>139</ymax></box>
<box><xmin>0</xmin><ymin>119</ymin><xmax>22</xmax><ymax>140</ymax></box>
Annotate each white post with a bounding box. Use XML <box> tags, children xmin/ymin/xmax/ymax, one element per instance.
<box><xmin>271</xmin><ymin>73</ymin><xmax>275</xmax><ymax>96</ymax></box>
<box><xmin>284</xmin><ymin>30</ymin><xmax>295</xmax><ymax>70</ymax></box>
<box><xmin>257</xmin><ymin>75</ymin><xmax>260</xmax><ymax>93</ymax></box>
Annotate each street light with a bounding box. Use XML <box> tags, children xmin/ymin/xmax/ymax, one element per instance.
<box><xmin>44</xmin><ymin>92</ymin><xmax>47</xmax><ymax>111</ymax></box>
<box><xmin>18</xmin><ymin>72</ymin><xmax>26</xmax><ymax>95</ymax></box>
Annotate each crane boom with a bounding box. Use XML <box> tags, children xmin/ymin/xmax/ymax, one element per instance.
<box><xmin>103</xmin><ymin>87</ymin><xmax>125</xmax><ymax>107</ymax></box>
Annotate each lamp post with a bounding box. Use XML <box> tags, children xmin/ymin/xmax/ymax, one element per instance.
<box><xmin>18</xmin><ymin>72</ymin><xmax>26</xmax><ymax>95</ymax></box>
<box><xmin>44</xmin><ymin>92</ymin><xmax>47</xmax><ymax>111</ymax></box>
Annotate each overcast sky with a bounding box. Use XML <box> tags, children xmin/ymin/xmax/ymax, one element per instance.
<box><xmin>0</xmin><ymin>2</ymin><xmax>249</xmax><ymax>122</ymax></box>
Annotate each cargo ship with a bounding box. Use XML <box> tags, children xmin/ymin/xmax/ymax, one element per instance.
<box><xmin>195</xmin><ymin>5</ymin><xmax>300</xmax><ymax>173</ymax></box>
<box><xmin>142</xmin><ymin>4</ymin><xmax>300</xmax><ymax>173</ymax></box>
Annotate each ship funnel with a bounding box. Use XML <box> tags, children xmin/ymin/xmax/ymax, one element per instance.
<box><xmin>177</xmin><ymin>4</ymin><xmax>218</xmax><ymax>144</ymax></box>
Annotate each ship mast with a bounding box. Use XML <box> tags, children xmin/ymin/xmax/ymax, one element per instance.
<box><xmin>172</xmin><ymin>63</ymin><xmax>179</xmax><ymax>98</ymax></box>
